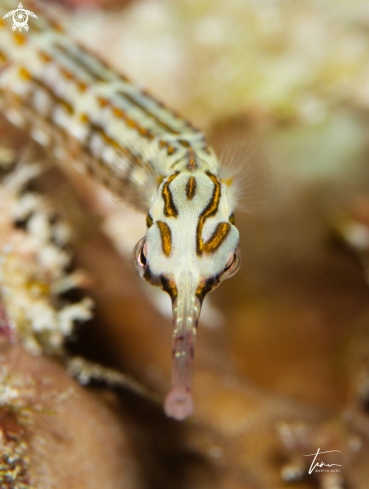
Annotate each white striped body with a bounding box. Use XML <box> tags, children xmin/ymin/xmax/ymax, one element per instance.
<box><xmin>0</xmin><ymin>1</ymin><xmax>220</xmax><ymax>208</ymax></box>
<box><xmin>0</xmin><ymin>0</ymin><xmax>242</xmax><ymax>420</ymax></box>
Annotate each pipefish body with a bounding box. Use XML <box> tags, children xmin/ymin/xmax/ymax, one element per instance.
<box><xmin>0</xmin><ymin>0</ymin><xmax>268</xmax><ymax>420</ymax></box>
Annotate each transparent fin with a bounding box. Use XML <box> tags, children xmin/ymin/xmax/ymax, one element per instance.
<box><xmin>219</xmin><ymin>141</ymin><xmax>271</xmax><ymax>212</ymax></box>
<box><xmin>106</xmin><ymin>137</ymin><xmax>166</xmax><ymax>212</ymax></box>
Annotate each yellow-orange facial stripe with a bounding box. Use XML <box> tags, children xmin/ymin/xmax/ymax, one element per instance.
<box><xmin>186</xmin><ymin>176</ymin><xmax>197</xmax><ymax>200</ymax></box>
<box><xmin>157</xmin><ymin>220</ymin><xmax>172</xmax><ymax>257</ymax></box>
<box><xmin>196</xmin><ymin>172</ymin><xmax>221</xmax><ymax>256</ymax></box>
<box><xmin>187</xmin><ymin>147</ymin><xmax>197</xmax><ymax>170</ymax></box>
<box><xmin>195</xmin><ymin>277</ymin><xmax>215</xmax><ymax>303</ymax></box>
<box><xmin>161</xmin><ymin>276</ymin><xmax>178</xmax><ymax>301</ymax></box>
<box><xmin>203</xmin><ymin>222</ymin><xmax>231</xmax><ymax>254</ymax></box>
<box><xmin>146</xmin><ymin>213</ymin><xmax>153</xmax><ymax>228</ymax></box>
<box><xmin>162</xmin><ymin>172</ymin><xmax>179</xmax><ymax>218</ymax></box>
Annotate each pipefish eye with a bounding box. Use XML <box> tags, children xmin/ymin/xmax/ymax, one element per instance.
<box><xmin>133</xmin><ymin>237</ymin><xmax>147</xmax><ymax>272</ymax></box>
<box><xmin>220</xmin><ymin>247</ymin><xmax>241</xmax><ymax>281</ymax></box>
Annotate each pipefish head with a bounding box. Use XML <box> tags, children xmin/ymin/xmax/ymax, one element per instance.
<box><xmin>133</xmin><ymin>170</ymin><xmax>240</xmax><ymax>420</ymax></box>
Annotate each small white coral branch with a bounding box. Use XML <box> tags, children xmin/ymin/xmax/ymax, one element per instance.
<box><xmin>58</xmin><ymin>297</ymin><xmax>94</xmax><ymax>336</ymax></box>
<box><xmin>0</xmin><ymin>152</ymin><xmax>94</xmax><ymax>355</ymax></box>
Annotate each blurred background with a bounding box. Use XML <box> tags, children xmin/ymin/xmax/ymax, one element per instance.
<box><xmin>57</xmin><ymin>0</ymin><xmax>369</xmax><ymax>405</ymax></box>
<box><xmin>2</xmin><ymin>0</ymin><xmax>369</xmax><ymax>488</ymax></box>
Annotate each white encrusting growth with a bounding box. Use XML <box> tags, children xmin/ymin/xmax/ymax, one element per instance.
<box><xmin>0</xmin><ymin>150</ymin><xmax>94</xmax><ymax>356</ymax></box>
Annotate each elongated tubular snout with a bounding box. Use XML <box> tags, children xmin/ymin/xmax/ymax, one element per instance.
<box><xmin>164</xmin><ymin>276</ymin><xmax>201</xmax><ymax>421</ymax></box>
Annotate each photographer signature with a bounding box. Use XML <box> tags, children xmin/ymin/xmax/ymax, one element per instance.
<box><xmin>303</xmin><ymin>448</ymin><xmax>341</xmax><ymax>474</ymax></box>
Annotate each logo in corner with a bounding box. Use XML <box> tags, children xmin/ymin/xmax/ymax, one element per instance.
<box><xmin>3</xmin><ymin>3</ymin><xmax>38</xmax><ymax>32</ymax></box>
